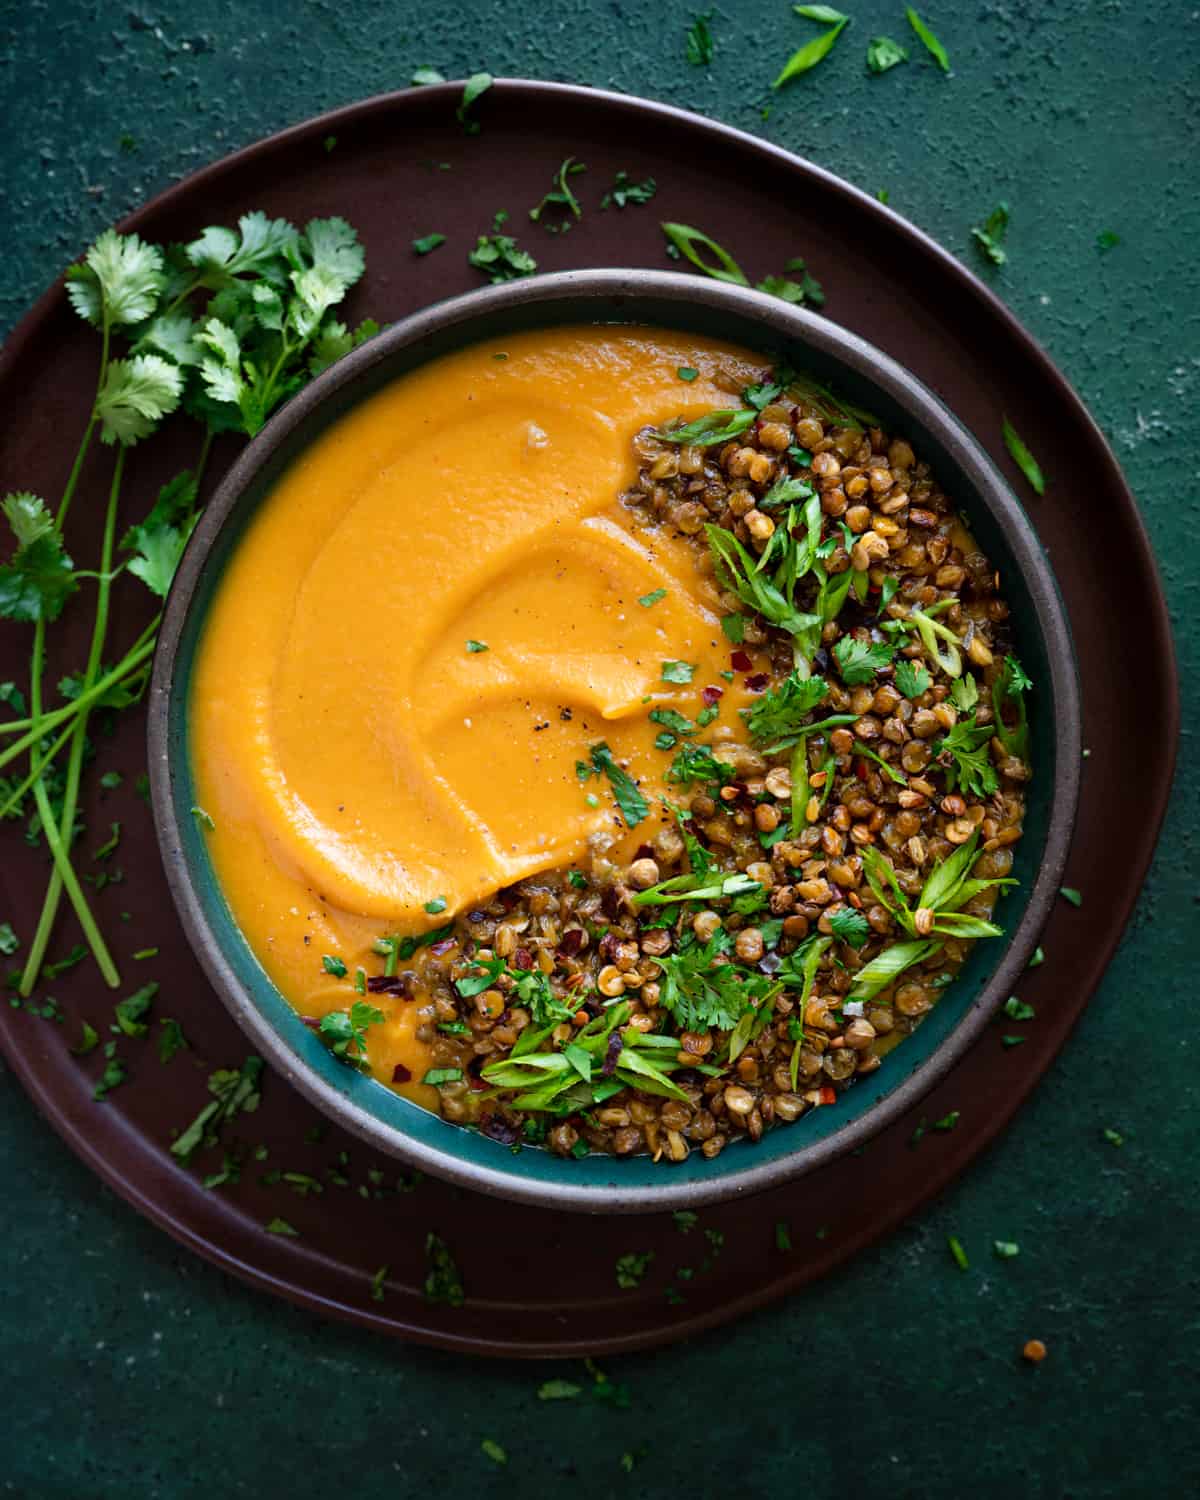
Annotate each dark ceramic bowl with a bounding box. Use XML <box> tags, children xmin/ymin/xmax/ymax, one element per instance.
<box><xmin>149</xmin><ymin>269</ymin><xmax>1081</xmax><ymax>1214</ymax></box>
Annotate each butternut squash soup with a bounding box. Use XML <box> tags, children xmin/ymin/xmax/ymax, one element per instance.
<box><xmin>191</xmin><ymin>327</ymin><xmax>1030</xmax><ymax>1160</ymax></box>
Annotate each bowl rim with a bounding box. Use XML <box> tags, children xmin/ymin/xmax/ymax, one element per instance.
<box><xmin>148</xmin><ymin>268</ymin><xmax>1082</xmax><ymax>1214</ymax></box>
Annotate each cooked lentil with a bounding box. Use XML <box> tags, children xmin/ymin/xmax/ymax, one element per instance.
<box><xmin>370</xmin><ymin>366</ymin><xmax>1032</xmax><ymax>1163</ymax></box>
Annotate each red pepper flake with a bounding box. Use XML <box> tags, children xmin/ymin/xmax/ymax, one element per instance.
<box><xmin>730</xmin><ymin>649</ymin><xmax>753</xmax><ymax>672</ymax></box>
<box><xmin>391</xmin><ymin>1062</ymin><xmax>412</xmax><ymax>1083</ymax></box>
<box><xmin>514</xmin><ymin>946</ymin><xmax>534</xmax><ymax>971</ymax></box>
<box><xmin>634</xmin><ymin>843</ymin><xmax>655</xmax><ymax>860</ymax></box>
<box><xmin>819</xmin><ymin>1086</ymin><xmax>838</xmax><ymax>1106</ymax></box>
<box><xmin>854</xmin><ymin>756</ymin><xmax>870</xmax><ymax>781</ymax></box>
<box><xmin>745</xmin><ymin>672</ymin><xmax>769</xmax><ymax>692</ymax></box>
<box><xmin>468</xmin><ymin>1072</ymin><xmax>488</xmax><ymax>1091</ymax></box>
<box><xmin>701</xmin><ymin>685</ymin><xmax>723</xmax><ymax>706</ymax></box>
<box><xmin>367</xmin><ymin>973</ymin><xmax>411</xmax><ymax>996</ymax></box>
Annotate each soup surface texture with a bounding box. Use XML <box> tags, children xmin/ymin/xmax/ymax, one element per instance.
<box><xmin>191</xmin><ymin>327</ymin><xmax>765</xmax><ymax>1095</ymax></box>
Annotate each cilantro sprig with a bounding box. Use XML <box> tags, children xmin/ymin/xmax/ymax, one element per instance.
<box><xmin>0</xmin><ymin>212</ymin><xmax>376</xmax><ymax>999</ymax></box>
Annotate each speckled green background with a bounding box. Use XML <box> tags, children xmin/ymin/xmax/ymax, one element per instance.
<box><xmin>1</xmin><ymin>3</ymin><xmax>1196</xmax><ymax>1496</ymax></box>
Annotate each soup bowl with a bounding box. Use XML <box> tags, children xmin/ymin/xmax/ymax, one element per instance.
<box><xmin>149</xmin><ymin>269</ymin><xmax>1081</xmax><ymax>1213</ymax></box>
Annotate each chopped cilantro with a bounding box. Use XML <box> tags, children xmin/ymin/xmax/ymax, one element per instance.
<box><xmin>114</xmin><ymin>982</ymin><xmax>157</xmax><ymax>1037</ymax></box>
<box><xmin>1003</xmin><ymin>995</ymin><xmax>1036</xmax><ymax>1020</ymax></box>
<box><xmin>1001</xmin><ymin>1034</ymin><xmax>1028</xmax><ymax>1049</ymax></box>
<box><xmin>676</xmin><ymin>367</ymin><xmax>699</xmax><ymax>383</ymax></box>
<box><xmin>993</xmin><ymin>1240</ymin><xmax>1020</xmax><ymax>1259</ymax></box>
<box><xmin>71</xmin><ymin>1020</ymin><xmax>100</xmax><ymax>1056</ymax></box>
<box><xmin>93</xmin><ymin>1057</ymin><xmax>127</xmax><ymax>1100</ymax></box>
<box><xmin>1028</xmin><ymin>946</ymin><xmax>1045</xmax><ymax>969</ymax></box>
<box><xmin>190</xmin><ymin>805</ymin><xmax>215</xmax><ymax>832</ymax></box>
<box><xmin>947</xmin><ymin>1234</ymin><xmax>969</xmax><ymax>1271</ymax></box>
<box><xmin>1060</xmin><ymin>886</ymin><xmax>1083</xmax><ymax>908</ymax></box>
<box><xmin>480</xmin><ymin>1439</ymin><xmax>507</xmax><ymax>1466</ymax></box>
<box><xmin>0</xmin><ymin>923</ymin><xmax>18</xmax><ymax>956</ymax></box>
<box><xmin>412</xmin><ymin>232</ymin><xmax>446</xmax><ymax>255</ymax></box>
<box><xmin>424</xmin><ymin>1231</ymin><xmax>465</xmax><ymax>1306</ymax></box>
<box><xmin>661</xmin><ymin>660</ymin><xmax>696</xmax><ymax>684</ymax></box>
<box><xmin>742</xmin><ymin>672</ymin><xmax>829</xmax><ymax>745</ymax></box>
<box><xmin>775</xmin><ymin>1220</ymin><xmax>793</xmax><ymax>1252</ymax></box>
<box><xmin>321</xmin><ymin>954</ymin><xmax>347</xmax><ymax>977</ymax></box>
<box><xmin>666</xmin><ymin>744</ymin><xmax>732</xmax><ymax>786</ymax></box>
<box><xmin>639</xmin><ymin>587</ymin><xmax>667</xmax><ymax>607</ymax></box>
<box><xmin>721</xmin><ymin>613</ymin><xmax>746</xmax><ymax>643</ymax></box>
<box><xmin>529</xmin><ymin>157</ymin><xmax>586</xmax><ymax>224</ymax></box>
<box><xmin>266</xmin><ymin>1217</ymin><xmax>298</xmax><ymax>1236</ymax></box>
<box><xmin>867</xmin><ymin>35</ymin><xmax>908</xmax><ymax>71</ymax></box>
<box><xmin>600</xmin><ymin>172</ymin><xmax>657</xmax><ymax>209</ymax></box>
<box><xmin>1102</xmin><ymin>1127</ymin><xmax>1124</xmax><ymax>1148</ymax></box>
<box><xmin>319</xmin><ymin>1001</ymin><xmax>384</xmax><ymax>1064</ymax></box>
<box><xmin>423</xmin><ymin>896</ymin><xmax>448</xmax><ymax>914</ymax></box>
<box><xmin>99</xmin><ymin>770</ymin><xmax>122</xmax><ymax>789</ymax></box>
<box><xmin>589</xmin><ymin>741</ymin><xmax>649</xmax><ymax>828</ymax></box>
<box><xmin>158</xmin><ymin>1017</ymin><xmax>188</xmax><ymax>1062</ymax></box>
<box><xmin>828</xmin><ymin>907</ymin><xmax>870</xmax><ymax>949</ymax></box>
<box><xmin>972</xmin><ymin>202</ymin><xmax>1010</xmax><ymax>267</ymax></box>
<box><xmin>456</xmin><ymin>72</ymin><xmax>493</xmax><ymax>134</ymax></box>
<box><xmin>615</xmin><ymin>1250</ymin><xmax>654</xmax><ymax>1288</ymax></box>
<box><xmin>933</xmin><ymin>1110</ymin><xmax>960</xmax><ymax>1132</ymax></box>
<box><xmin>468</xmin><ymin>213</ymin><xmax>537</xmax><ymax>282</ymax></box>
<box><xmin>411</xmin><ymin>65</ymin><xmax>446</xmax><ymax>85</ymax></box>
<box><xmin>1097</xmin><ymin>229</ymin><xmax>1120</xmax><ymax>252</ymax></box>
<box><xmin>673</xmin><ymin>1210</ymin><xmax>699</xmax><ymax>1233</ymax></box>
<box><xmin>370</xmin><ymin>1265</ymin><xmax>389</xmax><ymax>1302</ymax></box>
<box><xmin>171</xmin><ymin>1057</ymin><xmax>263</xmax><ymax>1162</ymax></box>
<box><xmin>538</xmin><ymin>1379</ymin><xmax>582</xmax><ymax>1400</ymax></box>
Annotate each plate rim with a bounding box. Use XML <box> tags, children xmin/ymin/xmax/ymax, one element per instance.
<box><xmin>0</xmin><ymin>78</ymin><xmax>1180</xmax><ymax>1353</ymax></box>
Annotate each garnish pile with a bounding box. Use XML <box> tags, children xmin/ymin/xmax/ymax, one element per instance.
<box><xmin>332</xmin><ymin>367</ymin><xmax>1032</xmax><ymax>1162</ymax></box>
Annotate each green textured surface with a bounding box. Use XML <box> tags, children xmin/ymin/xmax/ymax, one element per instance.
<box><xmin>0</xmin><ymin>2</ymin><xmax>1195</xmax><ymax>1495</ymax></box>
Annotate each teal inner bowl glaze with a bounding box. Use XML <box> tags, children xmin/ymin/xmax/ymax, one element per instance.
<box><xmin>150</xmin><ymin>270</ymin><xmax>1081</xmax><ymax>1214</ymax></box>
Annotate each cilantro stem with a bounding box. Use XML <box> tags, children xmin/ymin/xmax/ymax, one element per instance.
<box><xmin>20</xmin><ymin>448</ymin><xmax>126</xmax><ymax>996</ymax></box>
<box><xmin>20</xmin><ymin>611</ymin><xmax>119</xmax><ymax>993</ymax></box>
<box><xmin>0</xmin><ymin>719</ymin><xmax>76</xmax><ymax>820</ymax></box>
<box><xmin>0</xmin><ymin>629</ymin><xmax>156</xmax><ymax>757</ymax></box>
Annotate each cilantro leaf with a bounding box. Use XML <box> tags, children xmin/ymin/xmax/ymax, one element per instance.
<box><xmin>413</xmin><ymin>232</ymin><xmax>447</xmax><ymax>255</ymax></box>
<box><xmin>972</xmin><ymin>202</ymin><xmax>1010</xmax><ymax>267</ymax></box>
<box><xmin>95</xmin><ymin>354</ymin><xmax>183</xmax><ymax>446</ymax></box>
<box><xmin>318</xmin><ymin>1001</ymin><xmax>385</xmax><ymax>1064</ymax></box>
<box><xmin>833</xmin><ymin>634</ymin><xmax>894</xmax><ymax>685</ymax></box>
<box><xmin>867</xmin><ymin>36</ymin><xmax>908</xmax><ymax>72</ymax></box>
<box><xmin>114</xmin><ymin>982</ymin><xmax>158</xmax><ymax>1037</ymax></box>
<box><xmin>657</xmin><ymin>933</ymin><xmax>768</xmax><ymax>1033</ymax></box>
<box><xmin>306</xmin><ymin>317</ymin><xmax>379</xmax><ymax>377</ymax></box>
<box><xmin>468</xmin><ymin>220</ymin><xmax>538</xmax><ymax>283</ymax></box>
<box><xmin>424</xmin><ymin>1231</ymin><xmax>465</xmax><ymax>1306</ymax></box>
<box><xmin>126</xmin><ymin>520</ymin><xmax>194</xmax><ymax>598</ymax></box>
<box><xmin>589</xmin><ymin>741</ymin><xmax>649</xmax><ymax>828</ymax></box>
<box><xmin>948</xmin><ymin>674</ymin><xmax>979</xmax><ymax>712</ymax></box>
<box><xmin>935</xmin><ymin>714</ymin><xmax>998</xmax><ymax>797</ymax></box>
<box><xmin>135</xmin><ymin>310</ymin><xmax>202</xmax><ymax>367</ymax></box>
<box><xmin>65</xmin><ymin>229</ymin><xmax>166</xmax><ymax>327</ymax></box>
<box><xmin>661</xmin><ymin>660</ymin><xmax>696</xmax><ymax>684</ymax></box>
<box><xmin>666</xmin><ymin>744</ymin><xmax>733</xmax><ymax>786</ymax></box>
<box><xmin>894</xmin><ymin>659</ymin><xmax>931</xmax><ymax>699</ymax></box>
<box><xmin>411</xmin><ymin>65</ymin><xmax>446</xmax><ymax>84</ymax></box>
<box><xmin>601</xmin><ymin>172</ymin><xmax>657</xmax><ymax>209</ymax></box>
<box><xmin>185</xmin><ymin>211</ymin><xmax>299</xmax><ymax>285</ymax></box>
<box><xmin>828</xmin><ymin>907</ymin><xmax>870</xmax><ymax>949</ymax></box>
<box><xmin>456</xmin><ymin>72</ymin><xmax>493</xmax><ymax>134</ymax></box>
<box><xmin>0</xmin><ymin>494</ymin><xmax>76</xmax><ymax>623</ymax></box>
<box><xmin>742</xmin><ymin>672</ymin><xmax>829</xmax><ymax>744</ymax></box>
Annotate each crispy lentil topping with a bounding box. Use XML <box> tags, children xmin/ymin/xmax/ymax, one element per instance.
<box><xmin>343</xmin><ymin>365</ymin><xmax>1032</xmax><ymax>1163</ymax></box>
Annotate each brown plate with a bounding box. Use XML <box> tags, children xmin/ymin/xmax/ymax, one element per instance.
<box><xmin>0</xmin><ymin>81</ymin><xmax>1178</xmax><ymax>1356</ymax></box>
